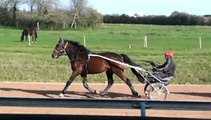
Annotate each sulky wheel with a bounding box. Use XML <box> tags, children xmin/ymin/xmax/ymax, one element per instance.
<box><xmin>144</xmin><ymin>83</ymin><xmax>151</xmax><ymax>98</ymax></box>
<box><xmin>148</xmin><ymin>83</ymin><xmax>169</xmax><ymax>100</ymax></box>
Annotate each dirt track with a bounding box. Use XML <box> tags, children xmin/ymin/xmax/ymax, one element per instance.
<box><xmin>0</xmin><ymin>82</ymin><xmax>211</xmax><ymax>119</ymax></box>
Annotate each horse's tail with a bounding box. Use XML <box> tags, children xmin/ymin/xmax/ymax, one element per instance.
<box><xmin>120</xmin><ymin>54</ymin><xmax>145</xmax><ymax>83</ymax></box>
<box><xmin>21</xmin><ymin>29</ymin><xmax>25</xmax><ymax>42</ymax></box>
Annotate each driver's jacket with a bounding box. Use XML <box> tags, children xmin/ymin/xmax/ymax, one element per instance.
<box><xmin>154</xmin><ymin>58</ymin><xmax>176</xmax><ymax>76</ymax></box>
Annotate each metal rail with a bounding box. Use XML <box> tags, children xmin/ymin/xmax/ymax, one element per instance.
<box><xmin>0</xmin><ymin>97</ymin><xmax>211</xmax><ymax>117</ymax></box>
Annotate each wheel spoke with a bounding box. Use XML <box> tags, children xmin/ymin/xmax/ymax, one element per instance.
<box><xmin>148</xmin><ymin>83</ymin><xmax>169</xmax><ymax>100</ymax></box>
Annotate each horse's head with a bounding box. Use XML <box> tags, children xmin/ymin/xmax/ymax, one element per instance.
<box><xmin>52</xmin><ymin>39</ymin><xmax>68</xmax><ymax>59</ymax></box>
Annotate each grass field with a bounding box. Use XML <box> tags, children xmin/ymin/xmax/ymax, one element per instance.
<box><xmin>0</xmin><ymin>24</ymin><xmax>211</xmax><ymax>84</ymax></box>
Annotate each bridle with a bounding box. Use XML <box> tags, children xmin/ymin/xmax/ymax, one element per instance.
<box><xmin>53</xmin><ymin>40</ymin><xmax>88</xmax><ymax>62</ymax></box>
<box><xmin>54</xmin><ymin>41</ymin><xmax>69</xmax><ymax>56</ymax></box>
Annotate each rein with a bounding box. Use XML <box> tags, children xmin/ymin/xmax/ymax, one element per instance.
<box><xmin>88</xmin><ymin>54</ymin><xmax>146</xmax><ymax>72</ymax></box>
<box><xmin>64</xmin><ymin>41</ymin><xmax>68</xmax><ymax>49</ymax></box>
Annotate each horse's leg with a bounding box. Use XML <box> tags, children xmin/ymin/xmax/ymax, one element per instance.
<box><xmin>59</xmin><ymin>71</ymin><xmax>79</xmax><ymax>97</ymax></box>
<box><xmin>81</xmin><ymin>75</ymin><xmax>97</xmax><ymax>94</ymax></box>
<box><xmin>31</xmin><ymin>36</ymin><xmax>34</xmax><ymax>43</ymax></box>
<box><xmin>59</xmin><ymin>77</ymin><xmax>73</xmax><ymax>97</ymax></box>
<box><xmin>124</xmin><ymin>78</ymin><xmax>139</xmax><ymax>97</ymax></box>
<box><xmin>123</xmin><ymin>78</ymin><xmax>139</xmax><ymax>97</ymax></box>
<box><xmin>32</xmin><ymin>36</ymin><xmax>36</xmax><ymax>43</ymax></box>
<box><xmin>101</xmin><ymin>70</ymin><xmax>114</xmax><ymax>96</ymax></box>
<box><xmin>113</xmin><ymin>69</ymin><xmax>139</xmax><ymax>97</ymax></box>
<box><xmin>26</xmin><ymin>36</ymin><xmax>28</xmax><ymax>42</ymax></box>
<box><xmin>25</xmin><ymin>36</ymin><xmax>27</xmax><ymax>42</ymax></box>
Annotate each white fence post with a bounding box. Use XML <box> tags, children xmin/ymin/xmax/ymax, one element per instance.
<box><xmin>143</xmin><ymin>36</ymin><xmax>148</xmax><ymax>48</ymax></box>
<box><xmin>83</xmin><ymin>35</ymin><xmax>86</xmax><ymax>46</ymax></box>
<box><xmin>62</xmin><ymin>22</ymin><xmax>66</xmax><ymax>29</ymax></box>
<box><xmin>199</xmin><ymin>37</ymin><xmax>202</xmax><ymax>49</ymax></box>
<box><xmin>128</xmin><ymin>43</ymin><xmax>132</xmax><ymax>49</ymax></box>
<box><xmin>37</xmin><ymin>22</ymin><xmax>39</xmax><ymax>30</ymax></box>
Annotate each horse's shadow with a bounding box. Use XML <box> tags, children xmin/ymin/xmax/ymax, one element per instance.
<box><xmin>14</xmin><ymin>40</ymin><xmax>25</xmax><ymax>42</ymax></box>
<box><xmin>0</xmin><ymin>88</ymin><xmax>61</xmax><ymax>98</ymax></box>
<box><xmin>0</xmin><ymin>88</ymin><xmax>138</xmax><ymax>99</ymax></box>
<box><xmin>171</xmin><ymin>91</ymin><xmax>211</xmax><ymax>98</ymax></box>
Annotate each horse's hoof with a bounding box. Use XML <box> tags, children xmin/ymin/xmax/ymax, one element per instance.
<box><xmin>59</xmin><ymin>93</ymin><xmax>64</xmax><ymax>97</ymax></box>
<box><xmin>133</xmin><ymin>92</ymin><xmax>139</xmax><ymax>97</ymax></box>
<box><xmin>94</xmin><ymin>90</ymin><xmax>100</xmax><ymax>94</ymax></box>
<box><xmin>100</xmin><ymin>92</ymin><xmax>108</xmax><ymax>96</ymax></box>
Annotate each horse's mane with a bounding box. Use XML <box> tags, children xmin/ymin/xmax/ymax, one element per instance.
<box><xmin>67</xmin><ymin>40</ymin><xmax>91</xmax><ymax>53</ymax></box>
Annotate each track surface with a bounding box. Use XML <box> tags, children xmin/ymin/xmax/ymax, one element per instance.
<box><xmin>0</xmin><ymin>82</ymin><xmax>211</xmax><ymax>119</ymax></box>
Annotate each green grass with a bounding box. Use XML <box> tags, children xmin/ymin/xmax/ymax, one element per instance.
<box><xmin>0</xmin><ymin>24</ymin><xmax>211</xmax><ymax>84</ymax></box>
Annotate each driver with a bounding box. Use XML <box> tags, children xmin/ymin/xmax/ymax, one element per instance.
<box><xmin>150</xmin><ymin>51</ymin><xmax>176</xmax><ymax>81</ymax></box>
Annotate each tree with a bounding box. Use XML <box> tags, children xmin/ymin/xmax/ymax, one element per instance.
<box><xmin>11</xmin><ymin>0</ymin><xmax>19</xmax><ymax>26</ymax></box>
<box><xmin>27</xmin><ymin>0</ymin><xmax>36</xmax><ymax>12</ymax></box>
<box><xmin>79</xmin><ymin>7</ymin><xmax>102</xmax><ymax>28</ymax></box>
<box><xmin>70</xmin><ymin>0</ymin><xmax>87</xmax><ymax>29</ymax></box>
<box><xmin>0</xmin><ymin>0</ymin><xmax>102</xmax><ymax>29</ymax></box>
<box><xmin>0</xmin><ymin>0</ymin><xmax>21</xmax><ymax>26</ymax></box>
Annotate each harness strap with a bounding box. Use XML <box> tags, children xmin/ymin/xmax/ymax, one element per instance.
<box><xmin>64</xmin><ymin>42</ymin><xmax>68</xmax><ymax>49</ymax></box>
<box><xmin>63</xmin><ymin>42</ymin><xmax>68</xmax><ymax>55</ymax></box>
<box><xmin>54</xmin><ymin>42</ymin><xmax>69</xmax><ymax>53</ymax></box>
<box><xmin>88</xmin><ymin>54</ymin><xmax>146</xmax><ymax>72</ymax></box>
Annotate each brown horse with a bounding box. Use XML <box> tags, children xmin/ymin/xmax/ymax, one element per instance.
<box><xmin>51</xmin><ymin>39</ymin><xmax>145</xmax><ymax>97</ymax></box>
<box><xmin>21</xmin><ymin>27</ymin><xmax>37</xmax><ymax>43</ymax></box>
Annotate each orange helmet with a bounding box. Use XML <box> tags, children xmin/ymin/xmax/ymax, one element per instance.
<box><xmin>165</xmin><ymin>51</ymin><xmax>173</xmax><ymax>57</ymax></box>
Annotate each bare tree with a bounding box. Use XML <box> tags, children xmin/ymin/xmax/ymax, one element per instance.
<box><xmin>0</xmin><ymin>0</ymin><xmax>20</xmax><ymax>12</ymax></box>
<box><xmin>0</xmin><ymin>0</ymin><xmax>21</xmax><ymax>26</ymax></box>
<box><xmin>27</xmin><ymin>0</ymin><xmax>36</xmax><ymax>12</ymax></box>
<box><xmin>0</xmin><ymin>0</ymin><xmax>9</xmax><ymax>9</ymax></box>
<box><xmin>12</xmin><ymin>0</ymin><xmax>19</xmax><ymax>23</ymax></box>
<box><xmin>0</xmin><ymin>0</ymin><xmax>102</xmax><ymax>29</ymax></box>
<box><xmin>70</xmin><ymin>0</ymin><xmax>87</xmax><ymax>29</ymax></box>
<box><xmin>26</xmin><ymin>0</ymin><xmax>57</xmax><ymax>14</ymax></box>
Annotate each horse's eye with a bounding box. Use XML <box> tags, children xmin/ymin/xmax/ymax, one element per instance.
<box><xmin>60</xmin><ymin>45</ymin><xmax>64</xmax><ymax>49</ymax></box>
<box><xmin>56</xmin><ymin>43</ymin><xmax>61</xmax><ymax>48</ymax></box>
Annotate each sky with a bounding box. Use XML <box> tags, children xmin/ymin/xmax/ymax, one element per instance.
<box><xmin>86</xmin><ymin>0</ymin><xmax>211</xmax><ymax>16</ymax></box>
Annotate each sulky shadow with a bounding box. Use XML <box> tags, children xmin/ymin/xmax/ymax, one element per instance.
<box><xmin>171</xmin><ymin>91</ymin><xmax>211</xmax><ymax>98</ymax></box>
<box><xmin>0</xmin><ymin>88</ymin><xmax>140</xmax><ymax>99</ymax></box>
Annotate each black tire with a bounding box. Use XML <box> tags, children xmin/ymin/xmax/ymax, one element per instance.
<box><xmin>144</xmin><ymin>83</ymin><xmax>150</xmax><ymax>97</ymax></box>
